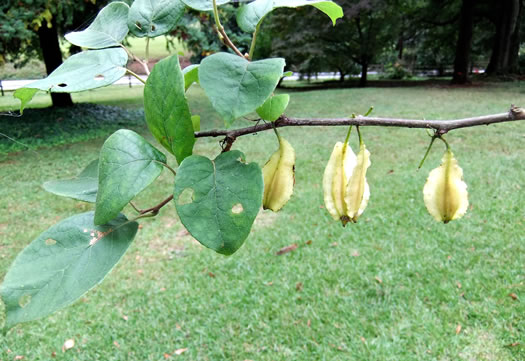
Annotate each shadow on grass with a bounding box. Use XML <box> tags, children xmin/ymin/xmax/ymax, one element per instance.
<box><xmin>0</xmin><ymin>103</ymin><xmax>145</xmax><ymax>155</ymax></box>
<box><xmin>278</xmin><ymin>77</ymin><xmax>480</xmax><ymax>92</ymax></box>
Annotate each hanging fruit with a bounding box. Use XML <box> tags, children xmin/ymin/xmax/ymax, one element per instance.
<box><xmin>323</xmin><ymin>126</ymin><xmax>371</xmax><ymax>226</ymax></box>
<box><xmin>423</xmin><ymin>148</ymin><xmax>469</xmax><ymax>223</ymax></box>
<box><xmin>262</xmin><ymin>132</ymin><xmax>296</xmax><ymax>212</ymax></box>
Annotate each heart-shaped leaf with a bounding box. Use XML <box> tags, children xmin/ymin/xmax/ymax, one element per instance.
<box><xmin>181</xmin><ymin>0</ymin><xmax>230</xmax><ymax>11</ymax></box>
<box><xmin>65</xmin><ymin>2</ymin><xmax>130</xmax><ymax>49</ymax></box>
<box><xmin>144</xmin><ymin>55</ymin><xmax>195</xmax><ymax>164</ymax></box>
<box><xmin>199</xmin><ymin>52</ymin><xmax>285</xmax><ymax>126</ymax></box>
<box><xmin>43</xmin><ymin>159</ymin><xmax>99</xmax><ymax>203</ymax></box>
<box><xmin>174</xmin><ymin>150</ymin><xmax>263</xmax><ymax>255</ymax></box>
<box><xmin>237</xmin><ymin>0</ymin><xmax>343</xmax><ymax>33</ymax></box>
<box><xmin>95</xmin><ymin>130</ymin><xmax>166</xmax><ymax>225</ymax></box>
<box><xmin>256</xmin><ymin>94</ymin><xmax>290</xmax><ymax>122</ymax></box>
<box><xmin>24</xmin><ymin>48</ymin><xmax>128</xmax><ymax>93</ymax></box>
<box><xmin>128</xmin><ymin>0</ymin><xmax>186</xmax><ymax>37</ymax></box>
<box><xmin>0</xmin><ymin>212</ymin><xmax>138</xmax><ymax>329</ymax></box>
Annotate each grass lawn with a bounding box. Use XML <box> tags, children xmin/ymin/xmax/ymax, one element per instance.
<box><xmin>0</xmin><ymin>83</ymin><xmax>524</xmax><ymax>360</ymax></box>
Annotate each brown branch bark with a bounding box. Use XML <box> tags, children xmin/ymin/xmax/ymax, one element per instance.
<box><xmin>217</xmin><ymin>27</ymin><xmax>245</xmax><ymax>58</ymax></box>
<box><xmin>195</xmin><ymin>106</ymin><xmax>525</xmax><ymax>140</ymax></box>
<box><xmin>139</xmin><ymin>195</ymin><xmax>174</xmax><ymax>215</ymax></box>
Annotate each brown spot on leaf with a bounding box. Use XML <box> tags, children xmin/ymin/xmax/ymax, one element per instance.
<box><xmin>89</xmin><ymin>229</ymin><xmax>111</xmax><ymax>246</ymax></box>
<box><xmin>232</xmin><ymin>203</ymin><xmax>243</xmax><ymax>214</ymax></box>
<box><xmin>18</xmin><ymin>294</ymin><xmax>31</xmax><ymax>308</ymax></box>
<box><xmin>45</xmin><ymin>238</ymin><xmax>56</xmax><ymax>246</ymax></box>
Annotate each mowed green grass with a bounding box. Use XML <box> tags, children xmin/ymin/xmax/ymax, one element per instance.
<box><xmin>0</xmin><ymin>84</ymin><xmax>524</xmax><ymax>360</ymax></box>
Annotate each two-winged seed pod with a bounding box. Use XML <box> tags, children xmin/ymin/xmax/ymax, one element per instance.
<box><xmin>423</xmin><ymin>147</ymin><xmax>469</xmax><ymax>223</ymax></box>
<box><xmin>323</xmin><ymin>127</ymin><xmax>371</xmax><ymax>226</ymax></box>
<box><xmin>262</xmin><ymin>132</ymin><xmax>296</xmax><ymax>212</ymax></box>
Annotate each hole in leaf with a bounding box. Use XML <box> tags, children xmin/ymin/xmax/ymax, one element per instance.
<box><xmin>178</xmin><ymin>188</ymin><xmax>194</xmax><ymax>205</ymax></box>
<box><xmin>151</xmin><ymin>24</ymin><xmax>156</xmax><ymax>31</ymax></box>
<box><xmin>19</xmin><ymin>294</ymin><xmax>31</xmax><ymax>308</ymax></box>
<box><xmin>237</xmin><ymin>156</ymin><xmax>246</xmax><ymax>164</ymax></box>
<box><xmin>45</xmin><ymin>238</ymin><xmax>56</xmax><ymax>246</ymax></box>
<box><xmin>232</xmin><ymin>203</ymin><xmax>244</xmax><ymax>214</ymax></box>
<box><xmin>135</xmin><ymin>22</ymin><xmax>142</xmax><ymax>30</ymax></box>
<box><xmin>57</xmin><ymin>83</ymin><xmax>67</xmax><ymax>88</ymax></box>
<box><xmin>94</xmin><ymin>74</ymin><xmax>105</xmax><ymax>81</ymax></box>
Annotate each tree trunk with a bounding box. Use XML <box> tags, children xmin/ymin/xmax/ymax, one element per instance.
<box><xmin>397</xmin><ymin>35</ymin><xmax>404</xmax><ymax>60</ymax></box>
<box><xmin>359</xmin><ymin>61</ymin><xmax>368</xmax><ymax>87</ymax></box>
<box><xmin>37</xmin><ymin>21</ymin><xmax>74</xmax><ymax>107</ymax></box>
<box><xmin>337</xmin><ymin>67</ymin><xmax>346</xmax><ymax>82</ymax></box>
<box><xmin>486</xmin><ymin>0</ymin><xmax>522</xmax><ymax>75</ymax></box>
<box><xmin>452</xmin><ymin>0</ymin><xmax>474</xmax><ymax>84</ymax></box>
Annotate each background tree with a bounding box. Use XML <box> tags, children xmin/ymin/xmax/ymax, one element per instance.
<box><xmin>170</xmin><ymin>4</ymin><xmax>251</xmax><ymax>64</ymax></box>
<box><xmin>0</xmin><ymin>0</ymin><xmax>106</xmax><ymax>107</ymax></box>
<box><xmin>483</xmin><ymin>0</ymin><xmax>523</xmax><ymax>75</ymax></box>
<box><xmin>265</xmin><ymin>0</ymin><xmax>402</xmax><ymax>87</ymax></box>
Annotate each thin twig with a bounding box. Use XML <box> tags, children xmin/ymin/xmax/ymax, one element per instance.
<box><xmin>218</xmin><ymin>27</ymin><xmax>245</xmax><ymax>58</ymax></box>
<box><xmin>195</xmin><ymin>106</ymin><xmax>525</xmax><ymax>139</ymax></box>
<box><xmin>211</xmin><ymin>0</ymin><xmax>245</xmax><ymax>58</ymax></box>
<box><xmin>126</xmin><ymin>70</ymin><xmax>146</xmax><ymax>85</ymax></box>
<box><xmin>139</xmin><ymin>195</ymin><xmax>174</xmax><ymax>215</ymax></box>
<box><xmin>121</xmin><ymin>45</ymin><xmax>150</xmax><ymax>76</ymax></box>
<box><xmin>221</xmin><ymin>136</ymin><xmax>236</xmax><ymax>153</ymax></box>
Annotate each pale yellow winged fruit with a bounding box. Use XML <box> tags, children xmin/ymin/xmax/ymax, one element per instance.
<box><xmin>345</xmin><ymin>143</ymin><xmax>371</xmax><ymax>223</ymax></box>
<box><xmin>262</xmin><ymin>137</ymin><xmax>295</xmax><ymax>211</ymax></box>
<box><xmin>423</xmin><ymin>149</ymin><xmax>468</xmax><ymax>223</ymax></box>
<box><xmin>323</xmin><ymin>140</ymin><xmax>370</xmax><ymax>225</ymax></box>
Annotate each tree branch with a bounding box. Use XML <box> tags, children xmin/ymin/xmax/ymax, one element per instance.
<box><xmin>139</xmin><ymin>195</ymin><xmax>174</xmax><ymax>216</ymax></box>
<box><xmin>195</xmin><ymin>106</ymin><xmax>525</xmax><ymax>139</ymax></box>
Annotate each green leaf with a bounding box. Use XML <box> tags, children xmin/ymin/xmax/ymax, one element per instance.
<box><xmin>24</xmin><ymin>48</ymin><xmax>128</xmax><ymax>93</ymax></box>
<box><xmin>237</xmin><ymin>0</ymin><xmax>343</xmax><ymax>33</ymax></box>
<box><xmin>181</xmin><ymin>0</ymin><xmax>230</xmax><ymax>11</ymax></box>
<box><xmin>310</xmin><ymin>1</ymin><xmax>344</xmax><ymax>25</ymax></box>
<box><xmin>174</xmin><ymin>150</ymin><xmax>263</xmax><ymax>255</ymax></box>
<box><xmin>144</xmin><ymin>55</ymin><xmax>195</xmax><ymax>164</ymax></box>
<box><xmin>256</xmin><ymin>94</ymin><xmax>290</xmax><ymax>122</ymax></box>
<box><xmin>128</xmin><ymin>0</ymin><xmax>186</xmax><ymax>37</ymax></box>
<box><xmin>191</xmin><ymin>115</ymin><xmax>201</xmax><ymax>132</ymax></box>
<box><xmin>283</xmin><ymin>71</ymin><xmax>293</xmax><ymax>77</ymax></box>
<box><xmin>43</xmin><ymin>159</ymin><xmax>99</xmax><ymax>203</ymax></box>
<box><xmin>95</xmin><ymin>130</ymin><xmax>166</xmax><ymax>225</ymax></box>
<box><xmin>13</xmin><ymin>88</ymin><xmax>38</xmax><ymax>114</ymax></box>
<box><xmin>199</xmin><ymin>52</ymin><xmax>285</xmax><ymax>127</ymax></box>
<box><xmin>65</xmin><ymin>2</ymin><xmax>130</xmax><ymax>49</ymax></box>
<box><xmin>183</xmin><ymin>64</ymin><xmax>199</xmax><ymax>91</ymax></box>
<box><xmin>236</xmin><ymin>0</ymin><xmax>273</xmax><ymax>32</ymax></box>
<box><xmin>0</xmin><ymin>212</ymin><xmax>138</xmax><ymax>329</ymax></box>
